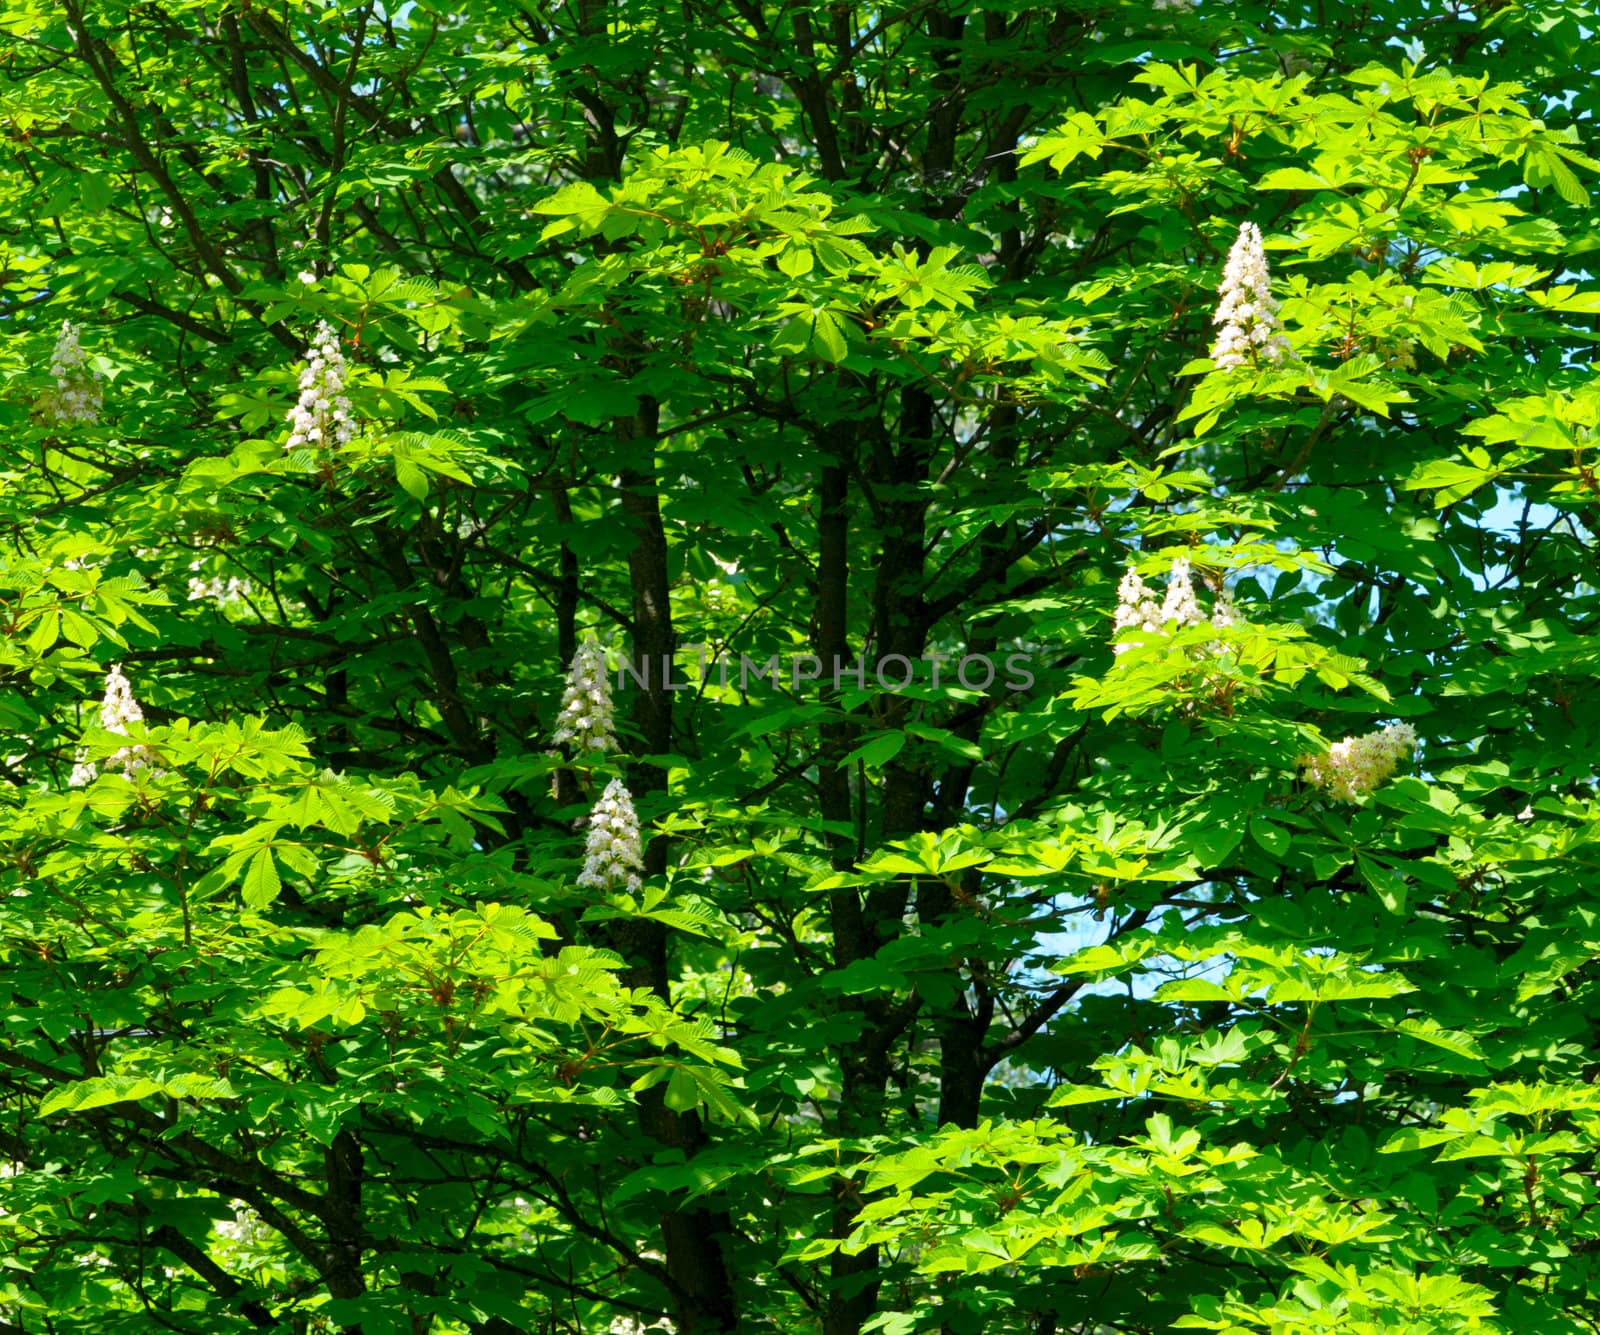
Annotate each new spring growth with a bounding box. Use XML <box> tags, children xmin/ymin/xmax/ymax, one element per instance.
<box><xmin>1210</xmin><ymin>222</ymin><xmax>1293</xmax><ymax>370</ymax></box>
<box><xmin>69</xmin><ymin>665</ymin><xmax>158</xmax><ymax>786</ymax></box>
<box><xmin>285</xmin><ymin>321</ymin><xmax>355</xmax><ymax>452</ymax></box>
<box><xmin>576</xmin><ymin>778</ymin><xmax>644</xmax><ymax>894</ymax></box>
<box><xmin>1300</xmin><ymin>722</ymin><xmax>1418</xmax><ymax>802</ymax></box>
<box><xmin>553</xmin><ymin>637</ymin><xmax>618</xmax><ymax>753</ymax></box>
<box><xmin>1113</xmin><ymin>557</ymin><xmax>1234</xmax><ymax>654</ymax></box>
<box><xmin>38</xmin><ymin>320</ymin><xmax>103</xmax><ymax>425</ymax></box>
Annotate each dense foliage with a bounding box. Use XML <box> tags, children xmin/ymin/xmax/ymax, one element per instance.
<box><xmin>4</xmin><ymin>1</ymin><xmax>1600</xmax><ymax>1332</ymax></box>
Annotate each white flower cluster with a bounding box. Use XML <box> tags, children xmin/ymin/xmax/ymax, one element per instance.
<box><xmin>1300</xmin><ymin>722</ymin><xmax>1417</xmax><ymax>802</ymax></box>
<box><xmin>577</xmin><ymin>778</ymin><xmax>644</xmax><ymax>894</ymax></box>
<box><xmin>285</xmin><ymin>321</ymin><xmax>355</xmax><ymax>452</ymax></box>
<box><xmin>69</xmin><ymin>753</ymin><xmax>98</xmax><ymax>789</ymax></box>
<box><xmin>1113</xmin><ymin>557</ymin><xmax>1232</xmax><ymax>654</ymax></box>
<box><xmin>38</xmin><ymin>320</ymin><xmax>103</xmax><ymax>425</ymax></box>
<box><xmin>552</xmin><ymin>638</ymin><xmax>617</xmax><ymax>752</ymax></box>
<box><xmin>187</xmin><ymin>560</ymin><xmax>250</xmax><ymax>607</ymax></box>
<box><xmin>1210</xmin><ymin>222</ymin><xmax>1293</xmax><ymax>370</ymax></box>
<box><xmin>69</xmin><ymin>665</ymin><xmax>158</xmax><ymax>786</ymax></box>
<box><xmin>1112</xmin><ymin>568</ymin><xmax>1162</xmax><ymax>648</ymax></box>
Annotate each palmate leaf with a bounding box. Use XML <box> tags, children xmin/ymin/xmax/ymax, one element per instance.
<box><xmin>1018</xmin><ymin>111</ymin><xmax>1110</xmax><ymax>170</ymax></box>
<box><xmin>632</xmin><ymin>1060</ymin><xmax>756</xmax><ymax>1125</ymax></box>
<box><xmin>1389</xmin><ymin>1018</ymin><xmax>1488</xmax><ymax>1063</ymax></box>
<box><xmin>1403</xmin><ymin>455</ymin><xmax>1502</xmax><ymax>506</ymax></box>
<box><xmin>350</xmin><ymin>266</ymin><xmax>439</xmax><ymax>307</ymax></box>
<box><xmin>530</xmin><ymin>180</ymin><xmax>613</xmax><ymax>237</ymax></box>
<box><xmin>40</xmin><ymin>1076</ymin><xmax>164</xmax><ymax>1115</ymax></box>
<box><xmin>41</xmin><ymin>1074</ymin><xmax>237</xmax><ymax>1117</ymax></box>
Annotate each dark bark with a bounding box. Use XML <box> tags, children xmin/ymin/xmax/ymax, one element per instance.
<box><xmin>375</xmin><ymin>527</ymin><xmax>492</xmax><ymax>766</ymax></box>
<box><xmin>613</xmin><ymin>401</ymin><xmax>740</xmax><ymax>1333</ymax></box>
<box><xmin>551</xmin><ymin>484</ymin><xmax>583</xmax><ymax>812</ymax></box>
<box><xmin>824</xmin><ymin>376</ymin><xmax>939</xmax><ymax>1335</ymax></box>
<box><xmin>148</xmin><ymin>1223</ymin><xmax>278</xmax><ymax>1329</ymax></box>
<box><xmin>815</xmin><ymin>429</ymin><xmax>866</xmax><ymax>939</ymax></box>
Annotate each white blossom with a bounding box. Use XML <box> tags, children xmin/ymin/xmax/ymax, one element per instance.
<box><xmin>1300</xmin><ymin>722</ymin><xmax>1417</xmax><ymax>802</ymax></box>
<box><xmin>552</xmin><ymin>638</ymin><xmax>617</xmax><ymax>753</ymax></box>
<box><xmin>577</xmin><ymin>779</ymin><xmax>644</xmax><ymax>894</ymax></box>
<box><xmin>1111</xmin><ymin>567</ymin><xmax>1162</xmax><ymax>655</ymax></box>
<box><xmin>69</xmin><ymin>665</ymin><xmax>159</xmax><ymax>786</ymax></box>
<box><xmin>1112</xmin><ymin>558</ymin><xmax>1212</xmax><ymax>654</ymax></box>
<box><xmin>1210</xmin><ymin>223</ymin><xmax>1292</xmax><ymax>370</ymax></box>
<box><xmin>1161</xmin><ymin>557</ymin><xmax>1203</xmax><ymax>628</ymax></box>
<box><xmin>285</xmin><ymin>321</ymin><xmax>355</xmax><ymax>453</ymax></box>
<box><xmin>99</xmin><ymin>665</ymin><xmax>143</xmax><ymax>734</ymax></box>
<box><xmin>37</xmin><ymin>320</ymin><xmax>103</xmax><ymax>425</ymax></box>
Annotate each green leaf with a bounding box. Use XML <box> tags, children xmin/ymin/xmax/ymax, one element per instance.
<box><xmin>41</xmin><ymin>1077</ymin><xmax>164</xmax><ymax>1117</ymax></box>
<box><xmin>778</xmin><ymin>247</ymin><xmax>814</xmax><ymax>278</ymax></box>
<box><xmin>663</xmin><ymin>1067</ymin><xmax>700</xmax><ymax>1112</ymax></box>
<box><xmin>840</xmin><ymin>731</ymin><xmax>906</xmax><ymax>769</ymax></box>
<box><xmin>243</xmin><ymin>848</ymin><xmax>282</xmax><ymax>910</ymax></box>
<box><xmin>395</xmin><ymin>456</ymin><xmax>429</xmax><ymax>500</ymax></box>
<box><xmin>25</xmin><ymin>608</ymin><xmax>58</xmax><ymax>655</ymax></box>
<box><xmin>811</xmin><ymin>309</ymin><xmax>848</xmax><ymax>363</ymax></box>
<box><xmin>1249</xmin><ymin>816</ymin><xmax>1292</xmax><ymax>859</ymax></box>
<box><xmin>60</xmin><ymin>608</ymin><xmax>98</xmax><ymax>648</ymax></box>
<box><xmin>1403</xmin><ymin>457</ymin><xmax>1499</xmax><ymax>506</ymax></box>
